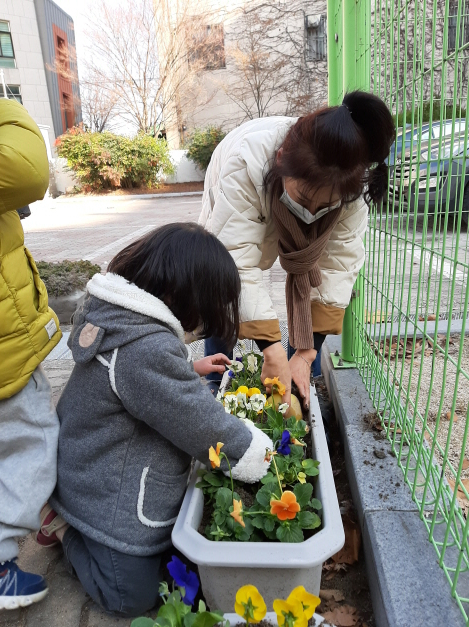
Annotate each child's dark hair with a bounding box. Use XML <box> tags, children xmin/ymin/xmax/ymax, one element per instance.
<box><xmin>108</xmin><ymin>223</ymin><xmax>240</xmax><ymax>346</ymax></box>
<box><xmin>264</xmin><ymin>90</ymin><xmax>395</xmax><ymax>206</ymax></box>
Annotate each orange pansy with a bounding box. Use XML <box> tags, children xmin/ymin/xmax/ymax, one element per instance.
<box><xmin>209</xmin><ymin>442</ymin><xmax>224</xmax><ymax>468</ymax></box>
<box><xmin>270</xmin><ymin>490</ymin><xmax>301</xmax><ymax>521</ymax></box>
<box><xmin>264</xmin><ymin>377</ymin><xmax>286</xmax><ymax>396</ymax></box>
<box><xmin>230</xmin><ymin>498</ymin><xmax>245</xmax><ymax>527</ymax></box>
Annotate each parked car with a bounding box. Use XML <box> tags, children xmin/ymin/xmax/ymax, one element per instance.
<box><xmin>388</xmin><ymin>118</ymin><xmax>466</xmax><ymax>165</ymax></box>
<box><xmin>388</xmin><ymin>130</ymin><xmax>469</xmax><ymax>223</ymax></box>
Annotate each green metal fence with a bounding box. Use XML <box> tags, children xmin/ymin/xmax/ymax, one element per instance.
<box><xmin>328</xmin><ymin>0</ymin><xmax>469</xmax><ymax>621</ymax></box>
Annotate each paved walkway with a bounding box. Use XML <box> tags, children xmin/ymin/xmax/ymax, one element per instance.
<box><xmin>3</xmin><ymin>193</ymin><xmax>288</xmax><ymax>627</ymax></box>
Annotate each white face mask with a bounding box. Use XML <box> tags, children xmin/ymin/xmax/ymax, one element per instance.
<box><xmin>279</xmin><ymin>180</ymin><xmax>342</xmax><ymax>224</ymax></box>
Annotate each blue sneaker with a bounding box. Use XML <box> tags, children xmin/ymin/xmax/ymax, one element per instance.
<box><xmin>0</xmin><ymin>560</ymin><xmax>48</xmax><ymax>609</ymax></box>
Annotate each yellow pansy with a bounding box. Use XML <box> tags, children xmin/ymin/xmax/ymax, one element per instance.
<box><xmin>247</xmin><ymin>387</ymin><xmax>262</xmax><ymax>397</ymax></box>
<box><xmin>273</xmin><ymin>598</ymin><xmax>307</xmax><ymax>627</ymax></box>
<box><xmin>236</xmin><ymin>386</ymin><xmax>249</xmax><ymax>395</ymax></box>
<box><xmin>286</xmin><ymin>586</ymin><xmax>320</xmax><ymax>620</ymax></box>
<box><xmin>234</xmin><ymin>585</ymin><xmax>267</xmax><ymax>624</ymax></box>
<box><xmin>264</xmin><ymin>377</ymin><xmax>287</xmax><ymax>396</ymax></box>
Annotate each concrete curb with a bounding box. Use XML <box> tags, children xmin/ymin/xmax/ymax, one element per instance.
<box><xmin>54</xmin><ymin>191</ymin><xmax>204</xmax><ymax>202</ymax></box>
<box><xmin>321</xmin><ymin>335</ymin><xmax>465</xmax><ymax>627</ymax></box>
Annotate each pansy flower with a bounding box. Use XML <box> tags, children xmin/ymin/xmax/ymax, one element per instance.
<box><xmin>228</xmin><ymin>360</ymin><xmax>244</xmax><ymax>373</ymax></box>
<box><xmin>277</xmin><ymin>430</ymin><xmax>291</xmax><ymax>456</ymax></box>
<box><xmin>264</xmin><ymin>376</ymin><xmax>286</xmax><ymax>396</ymax></box>
<box><xmin>230</xmin><ymin>498</ymin><xmax>245</xmax><ymax>527</ymax></box>
<box><xmin>209</xmin><ymin>442</ymin><xmax>224</xmax><ymax>468</ymax></box>
<box><xmin>270</xmin><ymin>491</ymin><xmax>301</xmax><ymax>521</ymax></box>
<box><xmin>273</xmin><ymin>598</ymin><xmax>307</xmax><ymax>627</ymax></box>
<box><xmin>247</xmin><ymin>354</ymin><xmax>258</xmax><ymax>373</ymax></box>
<box><xmin>286</xmin><ymin>586</ymin><xmax>320</xmax><ymax>620</ymax></box>
<box><xmin>235</xmin><ymin>585</ymin><xmax>267</xmax><ymax>624</ymax></box>
<box><xmin>167</xmin><ymin>555</ymin><xmax>200</xmax><ymax>606</ymax></box>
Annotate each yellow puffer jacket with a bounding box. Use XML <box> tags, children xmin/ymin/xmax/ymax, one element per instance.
<box><xmin>0</xmin><ymin>99</ymin><xmax>61</xmax><ymax>400</ymax></box>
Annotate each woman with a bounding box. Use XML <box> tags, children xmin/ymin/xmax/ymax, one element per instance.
<box><xmin>199</xmin><ymin>90</ymin><xmax>395</xmax><ymax>409</ymax></box>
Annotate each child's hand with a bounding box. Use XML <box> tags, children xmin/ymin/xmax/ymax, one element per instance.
<box><xmin>194</xmin><ymin>353</ymin><xmax>231</xmax><ymax>377</ymax></box>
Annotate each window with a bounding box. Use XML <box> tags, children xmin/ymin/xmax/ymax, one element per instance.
<box><xmin>0</xmin><ymin>21</ymin><xmax>15</xmax><ymax>68</ymax></box>
<box><xmin>306</xmin><ymin>15</ymin><xmax>327</xmax><ymax>61</ymax></box>
<box><xmin>448</xmin><ymin>0</ymin><xmax>469</xmax><ymax>51</ymax></box>
<box><xmin>189</xmin><ymin>23</ymin><xmax>226</xmax><ymax>70</ymax></box>
<box><xmin>0</xmin><ymin>84</ymin><xmax>22</xmax><ymax>103</ymax></box>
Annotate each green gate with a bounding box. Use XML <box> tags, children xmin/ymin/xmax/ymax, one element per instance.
<box><xmin>328</xmin><ymin>0</ymin><xmax>469</xmax><ymax>621</ymax></box>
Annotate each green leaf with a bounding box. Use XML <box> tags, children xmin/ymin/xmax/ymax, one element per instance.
<box><xmin>261</xmin><ymin>473</ymin><xmax>278</xmax><ymax>485</ymax></box>
<box><xmin>198</xmin><ymin>600</ymin><xmax>207</xmax><ymax>613</ymax></box>
<box><xmin>215</xmin><ymin>487</ymin><xmax>233</xmax><ymax>509</ymax></box>
<box><xmin>251</xmin><ymin>516</ymin><xmax>266</xmax><ymax>529</ymax></box>
<box><xmin>264</xmin><ymin>517</ymin><xmax>276</xmax><ymax>532</ymax></box>
<box><xmin>302</xmin><ymin>459</ymin><xmax>320</xmax><ymax>477</ymax></box>
<box><xmin>213</xmin><ymin>510</ymin><xmax>226</xmax><ymax>526</ymax></box>
<box><xmin>297</xmin><ymin>511</ymin><xmax>322</xmax><ymax>529</ymax></box>
<box><xmin>294</xmin><ymin>482</ymin><xmax>313</xmax><ymax>508</ymax></box>
<box><xmin>156</xmin><ymin>604</ymin><xmax>179</xmax><ymax>627</ymax></box>
<box><xmin>204</xmin><ymin>473</ymin><xmax>224</xmax><ymax>487</ymax></box>
<box><xmin>192</xmin><ymin>612</ymin><xmax>226</xmax><ymax>627</ymax></box>
<box><xmin>131</xmin><ymin>619</ymin><xmax>156</xmax><ymax>627</ymax></box>
<box><xmin>310</xmin><ymin>498</ymin><xmax>322</xmax><ymax>510</ymax></box>
<box><xmin>183</xmin><ymin>614</ymin><xmax>197</xmax><ymax>627</ymax></box>
<box><xmin>256</xmin><ymin>485</ymin><xmax>274</xmax><ymax>507</ymax></box>
<box><xmin>276</xmin><ymin>522</ymin><xmax>304</xmax><ymax>543</ymax></box>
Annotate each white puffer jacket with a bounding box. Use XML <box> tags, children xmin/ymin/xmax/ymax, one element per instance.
<box><xmin>198</xmin><ymin>116</ymin><xmax>368</xmax><ymax>343</ymax></box>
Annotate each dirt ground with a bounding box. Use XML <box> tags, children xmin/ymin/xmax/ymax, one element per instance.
<box><xmin>314</xmin><ymin>377</ymin><xmax>375</xmax><ymax>627</ymax></box>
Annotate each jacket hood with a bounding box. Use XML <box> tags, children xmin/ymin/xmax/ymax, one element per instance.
<box><xmin>69</xmin><ymin>272</ymin><xmax>186</xmax><ymax>364</ymax></box>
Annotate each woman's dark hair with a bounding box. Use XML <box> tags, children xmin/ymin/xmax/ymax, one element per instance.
<box><xmin>264</xmin><ymin>90</ymin><xmax>395</xmax><ymax>206</ymax></box>
<box><xmin>108</xmin><ymin>223</ymin><xmax>240</xmax><ymax>346</ymax></box>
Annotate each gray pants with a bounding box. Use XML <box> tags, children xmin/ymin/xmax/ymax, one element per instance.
<box><xmin>63</xmin><ymin>527</ymin><xmax>164</xmax><ymax>617</ymax></box>
<box><xmin>0</xmin><ymin>365</ymin><xmax>59</xmax><ymax>562</ymax></box>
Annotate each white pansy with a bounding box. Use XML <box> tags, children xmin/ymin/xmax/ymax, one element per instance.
<box><xmin>228</xmin><ymin>360</ymin><xmax>244</xmax><ymax>373</ymax></box>
<box><xmin>249</xmin><ymin>394</ymin><xmax>267</xmax><ymax>413</ymax></box>
<box><xmin>236</xmin><ymin>409</ymin><xmax>247</xmax><ymax>418</ymax></box>
<box><xmin>278</xmin><ymin>403</ymin><xmax>289</xmax><ymax>415</ymax></box>
<box><xmin>247</xmin><ymin>353</ymin><xmax>258</xmax><ymax>373</ymax></box>
<box><xmin>236</xmin><ymin>393</ymin><xmax>248</xmax><ymax>407</ymax></box>
<box><xmin>223</xmin><ymin>394</ymin><xmax>238</xmax><ymax>413</ymax></box>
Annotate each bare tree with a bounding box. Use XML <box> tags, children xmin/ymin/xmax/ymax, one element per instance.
<box><xmin>201</xmin><ymin>0</ymin><xmax>328</xmax><ymax>123</ymax></box>
<box><xmin>82</xmin><ymin>0</ymin><xmax>217</xmax><ymax>136</ymax></box>
<box><xmin>80</xmin><ymin>76</ymin><xmax>119</xmax><ymax>132</ymax></box>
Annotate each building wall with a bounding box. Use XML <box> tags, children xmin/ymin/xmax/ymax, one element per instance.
<box><xmin>34</xmin><ymin>0</ymin><xmax>82</xmax><ymax>138</ymax></box>
<box><xmin>161</xmin><ymin>0</ymin><xmax>328</xmax><ymax>149</ymax></box>
<box><xmin>0</xmin><ymin>0</ymin><xmax>56</xmax><ymax>150</ymax></box>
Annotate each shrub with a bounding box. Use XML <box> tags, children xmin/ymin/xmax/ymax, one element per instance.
<box><xmin>37</xmin><ymin>260</ymin><xmax>101</xmax><ymax>297</ymax></box>
<box><xmin>55</xmin><ymin>128</ymin><xmax>174</xmax><ymax>192</ymax></box>
<box><xmin>186</xmin><ymin>126</ymin><xmax>226</xmax><ymax>171</ymax></box>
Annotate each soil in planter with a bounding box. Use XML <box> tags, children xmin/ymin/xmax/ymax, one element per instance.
<box><xmin>314</xmin><ymin>375</ymin><xmax>375</xmax><ymax>627</ymax></box>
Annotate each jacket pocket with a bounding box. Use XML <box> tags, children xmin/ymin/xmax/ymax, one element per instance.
<box><xmin>137</xmin><ymin>466</ymin><xmax>189</xmax><ymax>529</ymax></box>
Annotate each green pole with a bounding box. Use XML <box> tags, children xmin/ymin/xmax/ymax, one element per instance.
<box><xmin>330</xmin><ymin>0</ymin><xmax>371</xmax><ymax>365</ymax></box>
<box><xmin>327</xmin><ymin>0</ymin><xmax>341</xmax><ymax>106</ymax></box>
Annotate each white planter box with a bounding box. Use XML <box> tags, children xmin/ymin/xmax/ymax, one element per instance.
<box><xmin>172</xmin><ymin>384</ymin><xmax>345</xmax><ymax>613</ymax></box>
<box><xmin>223</xmin><ymin>612</ymin><xmax>331</xmax><ymax>627</ymax></box>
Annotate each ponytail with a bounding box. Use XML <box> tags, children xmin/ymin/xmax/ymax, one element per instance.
<box><xmin>264</xmin><ymin>90</ymin><xmax>395</xmax><ymax>206</ymax></box>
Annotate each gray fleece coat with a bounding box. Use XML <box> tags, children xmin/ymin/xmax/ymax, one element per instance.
<box><xmin>50</xmin><ymin>273</ymin><xmax>272</xmax><ymax>556</ymax></box>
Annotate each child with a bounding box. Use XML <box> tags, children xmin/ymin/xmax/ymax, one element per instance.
<box><xmin>37</xmin><ymin>223</ymin><xmax>272</xmax><ymax>617</ymax></box>
<box><xmin>0</xmin><ymin>99</ymin><xmax>62</xmax><ymax>609</ymax></box>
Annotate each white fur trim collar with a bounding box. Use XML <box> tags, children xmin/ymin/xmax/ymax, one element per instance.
<box><xmin>87</xmin><ymin>273</ymin><xmax>185</xmax><ymax>343</ymax></box>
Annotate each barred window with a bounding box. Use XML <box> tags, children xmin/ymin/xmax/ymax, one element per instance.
<box><xmin>0</xmin><ymin>84</ymin><xmax>22</xmax><ymax>104</ymax></box>
<box><xmin>448</xmin><ymin>0</ymin><xmax>469</xmax><ymax>51</ymax></box>
<box><xmin>0</xmin><ymin>21</ymin><xmax>15</xmax><ymax>68</ymax></box>
<box><xmin>306</xmin><ymin>15</ymin><xmax>327</xmax><ymax>61</ymax></box>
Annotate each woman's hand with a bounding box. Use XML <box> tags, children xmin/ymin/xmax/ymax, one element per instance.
<box><xmin>261</xmin><ymin>342</ymin><xmax>291</xmax><ymax>406</ymax></box>
<box><xmin>193</xmin><ymin>353</ymin><xmax>231</xmax><ymax>377</ymax></box>
<box><xmin>289</xmin><ymin>349</ymin><xmax>317</xmax><ymax>409</ymax></box>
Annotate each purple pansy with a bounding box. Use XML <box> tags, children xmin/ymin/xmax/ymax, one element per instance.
<box><xmin>228</xmin><ymin>370</ymin><xmax>235</xmax><ymax>378</ymax></box>
<box><xmin>277</xmin><ymin>430</ymin><xmax>291</xmax><ymax>456</ymax></box>
<box><xmin>236</xmin><ymin>356</ymin><xmax>243</xmax><ymax>362</ymax></box>
<box><xmin>167</xmin><ymin>555</ymin><xmax>199</xmax><ymax>606</ymax></box>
